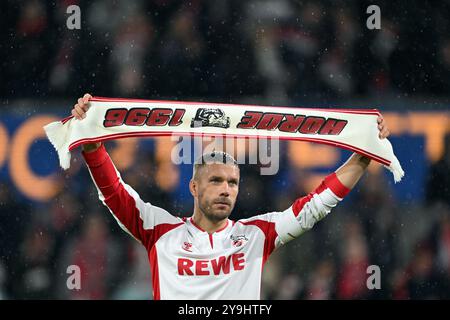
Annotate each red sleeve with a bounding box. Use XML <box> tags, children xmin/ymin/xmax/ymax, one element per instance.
<box><xmin>82</xmin><ymin>144</ymin><xmax>115</xmax><ymax>194</ymax></box>
<box><xmin>82</xmin><ymin>144</ymin><xmax>151</xmax><ymax>244</ymax></box>
<box><xmin>323</xmin><ymin>172</ymin><xmax>351</xmax><ymax>198</ymax></box>
<box><xmin>240</xmin><ymin>219</ymin><xmax>277</xmax><ymax>266</ymax></box>
<box><xmin>82</xmin><ymin>144</ymin><xmax>183</xmax><ymax>249</ymax></box>
<box><xmin>292</xmin><ymin>173</ymin><xmax>350</xmax><ymax>217</ymax></box>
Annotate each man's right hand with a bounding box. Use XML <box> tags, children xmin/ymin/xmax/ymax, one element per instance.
<box><xmin>72</xmin><ymin>93</ymin><xmax>101</xmax><ymax>153</ymax></box>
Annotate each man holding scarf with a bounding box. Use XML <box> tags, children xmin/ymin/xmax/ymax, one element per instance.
<box><xmin>68</xmin><ymin>93</ymin><xmax>390</xmax><ymax>300</ymax></box>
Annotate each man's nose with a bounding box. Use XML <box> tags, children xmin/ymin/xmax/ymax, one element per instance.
<box><xmin>220</xmin><ymin>182</ymin><xmax>230</xmax><ymax>196</ymax></box>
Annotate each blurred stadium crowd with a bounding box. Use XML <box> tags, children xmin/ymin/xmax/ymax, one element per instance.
<box><xmin>1</xmin><ymin>0</ymin><xmax>450</xmax><ymax>299</ymax></box>
<box><xmin>2</xmin><ymin>0</ymin><xmax>450</xmax><ymax>102</ymax></box>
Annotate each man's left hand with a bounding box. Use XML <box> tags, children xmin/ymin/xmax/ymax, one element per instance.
<box><xmin>377</xmin><ymin>115</ymin><xmax>390</xmax><ymax>139</ymax></box>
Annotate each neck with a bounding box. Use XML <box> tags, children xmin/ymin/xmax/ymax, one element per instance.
<box><xmin>191</xmin><ymin>209</ymin><xmax>228</xmax><ymax>234</ymax></box>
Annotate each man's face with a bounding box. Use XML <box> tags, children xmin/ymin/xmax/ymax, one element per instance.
<box><xmin>190</xmin><ymin>163</ymin><xmax>240</xmax><ymax>222</ymax></box>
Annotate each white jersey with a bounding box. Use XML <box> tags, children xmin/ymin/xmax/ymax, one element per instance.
<box><xmin>83</xmin><ymin>145</ymin><xmax>350</xmax><ymax>300</ymax></box>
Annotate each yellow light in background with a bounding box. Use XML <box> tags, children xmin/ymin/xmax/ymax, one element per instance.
<box><xmin>408</xmin><ymin>112</ymin><xmax>450</xmax><ymax>163</ymax></box>
<box><xmin>155</xmin><ymin>136</ymin><xmax>175</xmax><ymax>162</ymax></box>
<box><xmin>9</xmin><ymin>116</ymin><xmax>62</xmax><ymax>201</ymax></box>
<box><xmin>382</xmin><ymin>112</ymin><xmax>406</xmax><ymax>135</ymax></box>
<box><xmin>110</xmin><ymin>138</ymin><xmax>138</xmax><ymax>170</ymax></box>
<box><xmin>155</xmin><ymin>136</ymin><xmax>179</xmax><ymax>191</ymax></box>
<box><xmin>288</xmin><ymin>141</ymin><xmax>340</xmax><ymax>168</ymax></box>
<box><xmin>383</xmin><ymin>112</ymin><xmax>450</xmax><ymax>162</ymax></box>
<box><xmin>156</xmin><ymin>161</ymin><xmax>180</xmax><ymax>191</ymax></box>
<box><xmin>0</xmin><ymin>122</ymin><xmax>8</xmax><ymax>169</ymax></box>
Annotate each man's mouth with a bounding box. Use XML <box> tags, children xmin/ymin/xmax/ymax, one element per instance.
<box><xmin>214</xmin><ymin>200</ymin><xmax>231</xmax><ymax>206</ymax></box>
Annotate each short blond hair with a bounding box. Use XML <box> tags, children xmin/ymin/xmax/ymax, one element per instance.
<box><xmin>192</xmin><ymin>151</ymin><xmax>239</xmax><ymax>180</ymax></box>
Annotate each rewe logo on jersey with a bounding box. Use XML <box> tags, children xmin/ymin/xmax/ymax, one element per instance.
<box><xmin>178</xmin><ymin>253</ymin><xmax>245</xmax><ymax>276</ymax></box>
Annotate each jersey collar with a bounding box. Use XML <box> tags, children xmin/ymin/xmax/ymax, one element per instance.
<box><xmin>188</xmin><ymin>217</ymin><xmax>230</xmax><ymax>235</ymax></box>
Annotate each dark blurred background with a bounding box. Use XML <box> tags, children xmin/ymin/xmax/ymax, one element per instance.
<box><xmin>1</xmin><ymin>0</ymin><xmax>450</xmax><ymax>299</ymax></box>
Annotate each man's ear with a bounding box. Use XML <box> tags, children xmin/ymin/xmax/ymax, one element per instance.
<box><xmin>189</xmin><ymin>179</ymin><xmax>197</xmax><ymax>197</ymax></box>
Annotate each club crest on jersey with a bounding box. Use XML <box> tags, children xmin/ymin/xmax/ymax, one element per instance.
<box><xmin>230</xmin><ymin>234</ymin><xmax>248</xmax><ymax>247</ymax></box>
<box><xmin>182</xmin><ymin>242</ymin><xmax>193</xmax><ymax>252</ymax></box>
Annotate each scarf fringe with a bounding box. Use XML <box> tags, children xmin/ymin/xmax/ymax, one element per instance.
<box><xmin>43</xmin><ymin>121</ymin><xmax>72</xmax><ymax>170</ymax></box>
<box><xmin>385</xmin><ymin>155</ymin><xmax>405</xmax><ymax>183</ymax></box>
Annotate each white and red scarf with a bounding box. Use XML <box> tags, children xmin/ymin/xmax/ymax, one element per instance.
<box><xmin>44</xmin><ymin>96</ymin><xmax>404</xmax><ymax>182</ymax></box>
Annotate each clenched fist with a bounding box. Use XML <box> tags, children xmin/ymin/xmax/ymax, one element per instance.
<box><xmin>71</xmin><ymin>93</ymin><xmax>101</xmax><ymax>152</ymax></box>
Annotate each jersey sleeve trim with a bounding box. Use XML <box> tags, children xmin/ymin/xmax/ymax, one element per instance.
<box><xmin>82</xmin><ymin>143</ymin><xmax>182</xmax><ymax>249</ymax></box>
<box><xmin>240</xmin><ymin>219</ymin><xmax>277</xmax><ymax>265</ymax></box>
<box><xmin>323</xmin><ymin>172</ymin><xmax>351</xmax><ymax>199</ymax></box>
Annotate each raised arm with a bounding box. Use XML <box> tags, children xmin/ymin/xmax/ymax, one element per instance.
<box><xmin>257</xmin><ymin>115</ymin><xmax>390</xmax><ymax>253</ymax></box>
<box><xmin>335</xmin><ymin>115</ymin><xmax>389</xmax><ymax>189</ymax></box>
<box><xmin>72</xmin><ymin>94</ymin><xmax>182</xmax><ymax>248</ymax></box>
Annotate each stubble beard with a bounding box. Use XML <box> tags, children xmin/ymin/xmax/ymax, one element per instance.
<box><xmin>198</xmin><ymin>197</ymin><xmax>233</xmax><ymax>222</ymax></box>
